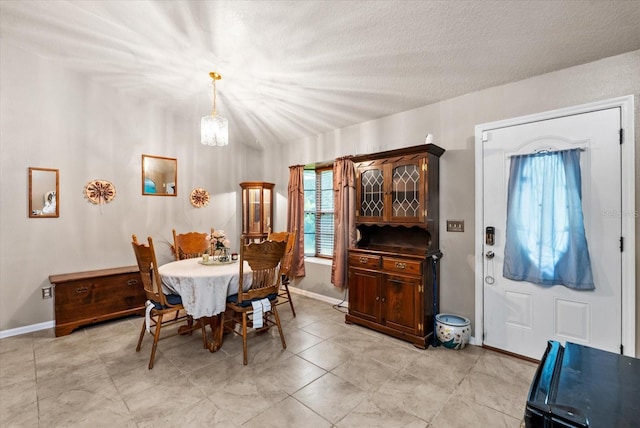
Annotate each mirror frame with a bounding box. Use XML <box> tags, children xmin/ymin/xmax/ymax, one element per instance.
<box><xmin>29</xmin><ymin>167</ymin><xmax>59</xmax><ymax>218</ymax></box>
<box><xmin>142</xmin><ymin>154</ymin><xmax>177</xmax><ymax>196</ymax></box>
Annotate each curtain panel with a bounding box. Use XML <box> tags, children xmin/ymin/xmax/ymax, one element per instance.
<box><xmin>287</xmin><ymin>165</ymin><xmax>306</xmax><ymax>279</ymax></box>
<box><xmin>331</xmin><ymin>156</ymin><xmax>356</xmax><ymax>288</ymax></box>
<box><xmin>503</xmin><ymin>148</ymin><xmax>594</xmax><ymax>290</ymax></box>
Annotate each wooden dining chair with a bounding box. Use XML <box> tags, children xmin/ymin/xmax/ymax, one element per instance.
<box><xmin>172</xmin><ymin>229</ymin><xmax>210</xmax><ymax>260</ymax></box>
<box><xmin>223</xmin><ymin>239</ymin><xmax>287</xmax><ymax>365</ymax></box>
<box><xmin>131</xmin><ymin>234</ymin><xmax>207</xmax><ymax>369</ymax></box>
<box><xmin>267</xmin><ymin>229</ymin><xmax>297</xmax><ymax>317</ymax></box>
<box><xmin>172</xmin><ymin>229</ymin><xmax>214</xmax><ymax>335</ymax></box>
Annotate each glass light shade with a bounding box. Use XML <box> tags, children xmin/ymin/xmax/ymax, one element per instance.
<box><xmin>201</xmin><ymin>114</ymin><xmax>229</xmax><ymax>146</ymax></box>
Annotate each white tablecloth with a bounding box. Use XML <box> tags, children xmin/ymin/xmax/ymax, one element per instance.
<box><xmin>158</xmin><ymin>258</ymin><xmax>251</xmax><ymax>319</ymax></box>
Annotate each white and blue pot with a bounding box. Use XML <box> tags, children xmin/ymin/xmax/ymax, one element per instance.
<box><xmin>435</xmin><ymin>313</ymin><xmax>471</xmax><ymax>350</ymax></box>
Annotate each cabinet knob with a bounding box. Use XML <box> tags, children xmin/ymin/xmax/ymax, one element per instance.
<box><xmin>359</xmin><ymin>257</ymin><xmax>368</xmax><ymax>264</ymax></box>
<box><xmin>395</xmin><ymin>262</ymin><xmax>406</xmax><ymax>269</ymax></box>
<box><xmin>376</xmin><ymin>296</ymin><xmax>380</xmax><ymax>301</ymax></box>
<box><xmin>75</xmin><ymin>286</ymin><xmax>88</xmax><ymax>294</ymax></box>
<box><xmin>126</xmin><ymin>279</ymin><xmax>138</xmax><ymax>286</ymax></box>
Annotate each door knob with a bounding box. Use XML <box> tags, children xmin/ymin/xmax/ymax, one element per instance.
<box><xmin>485</xmin><ymin>251</ymin><xmax>495</xmax><ymax>259</ymax></box>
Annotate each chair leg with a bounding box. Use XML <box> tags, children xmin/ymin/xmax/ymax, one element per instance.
<box><xmin>282</xmin><ymin>281</ymin><xmax>296</xmax><ymax>317</ymax></box>
<box><xmin>271</xmin><ymin>306</ymin><xmax>287</xmax><ymax>350</ymax></box>
<box><xmin>136</xmin><ymin>316</ymin><xmax>147</xmax><ymax>352</ymax></box>
<box><xmin>200</xmin><ymin>317</ymin><xmax>208</xmax><ymax>349</ymax></box>
<box><xmin>241</xmin><ymin>312</ymin><xmax>248</xmax><ymax>365</ymax></box>
<box><xmin>148</xmin><ymin>314</ymin><xmax>163</xmax><ymax>369</ymax></box>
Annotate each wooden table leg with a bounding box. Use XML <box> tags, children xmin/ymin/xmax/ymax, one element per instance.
<box><xmin>178</xmin><ymin>317</ymin><xmax>202</xmax><ymax>335</ymax></box>
<box><xmin>207</xmin><ymin>313</ymin><xmax>225</xmax><ymax>353</ymax></box>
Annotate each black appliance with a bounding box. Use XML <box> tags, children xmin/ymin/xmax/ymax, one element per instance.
<box><xmin>525</xmin><ymin>340</ymin><xmax>640</xmax><ymax>427</ymax></box>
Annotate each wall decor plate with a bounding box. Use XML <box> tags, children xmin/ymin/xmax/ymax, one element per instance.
<box><xmin>190</xmin><ymin>187</ymin><xmax>210</xmax><ymax>208</ymax></box>
<box><xmin>85</xmin><ymin>179</ymin><xmax>116</xmax><ymax>204</ymax></box>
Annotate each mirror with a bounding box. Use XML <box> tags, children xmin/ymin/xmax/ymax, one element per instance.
<box><xmin>29</xmin><ymin>167</ymin><xmax>59</xmax><ymax>218</ymax></box>
<box><xmin>142</xmin><ymin>154</ymin><xmax>177</xmax><ymax>196</ymax></box>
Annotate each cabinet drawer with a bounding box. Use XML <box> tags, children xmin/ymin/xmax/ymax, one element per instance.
<box><xmin>348</xmin><ymin>253</ymin><xmax>381</xmax><ymax>269</ymax></box>
<box><xmin>54</xmin><ymin>272</ymin><xmax>144</xmax><ymax>323</ymax></box>
<box><xmin>382</xmin><ymin>257</ymin><xmax>422</xmax><ymax>276</ymax></box>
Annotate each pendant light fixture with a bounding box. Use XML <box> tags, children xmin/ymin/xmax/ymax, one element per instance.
<box><xmin>201</xmin><ymin>72</ymin><xmax>229</xmax><ymax>146</ymax></box>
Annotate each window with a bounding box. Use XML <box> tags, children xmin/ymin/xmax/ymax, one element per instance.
<box><xmin>303</xmin><ymin>167</ymin><xmax>334</xmax><ymax>258</ymax></box>
<box><xmin>503</xmin><ymin>149</ymin><xmax>594</xmax><ymax>290</ymax></box>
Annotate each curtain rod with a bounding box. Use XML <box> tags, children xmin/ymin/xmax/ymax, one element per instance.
<box><xmin>507</xmin><ymin>146</ymin><xmax>587</xmax><ymax>158</ymax></box>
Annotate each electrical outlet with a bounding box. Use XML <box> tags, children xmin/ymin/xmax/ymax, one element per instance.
<box><xmin>42</xmin><ymin>286</ymin><xmax>52</xmax><ymax>299</ymax></box>
<box><xmin>446</xmin><ymin>220</ymin><xmax>464</xmax><ymax>232</ymax></box>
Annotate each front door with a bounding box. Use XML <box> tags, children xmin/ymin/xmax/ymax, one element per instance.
<box><xmin>481</xmin><ymin>107</ymin><xmax>622</xmax><ymax>360</ymax></box>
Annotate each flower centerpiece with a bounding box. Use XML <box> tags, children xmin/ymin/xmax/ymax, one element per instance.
<box><xmin>207</xmin><ymin>229</ymin><xmax>231</xmax><ymax>261</ymax></box>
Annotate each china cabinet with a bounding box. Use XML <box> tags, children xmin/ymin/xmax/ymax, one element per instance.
<box><xmin>346</xmin><ymin>144</ymin><xmax>444</xmax><ymax>348</ymax></box>
<box><xmin>240</xmin><ymin>182</ymin><xmax>274</xmax><ymax>243</ymax></box>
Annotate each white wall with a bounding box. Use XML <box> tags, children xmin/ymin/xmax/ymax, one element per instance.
<box><xmin>267</xmin><ymin>50</ymin><xmax>640</xmax><ymax>352</ymax></box>
<box><xmin>0</xmin><ymin>42</ymin><xmax>257</xmax><ymax>331</ymax></box>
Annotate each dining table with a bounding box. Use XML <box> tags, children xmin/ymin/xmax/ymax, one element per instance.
<box><xmin>158</xmin><ymin>257</ymin><xmax>251</xmax><ymax>351</ymax></box>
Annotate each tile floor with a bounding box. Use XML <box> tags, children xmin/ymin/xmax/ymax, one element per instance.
<box><xmin>0</xmin><ymin>295</ymin><xmax>537</xmax><ymax>427</ymax></box>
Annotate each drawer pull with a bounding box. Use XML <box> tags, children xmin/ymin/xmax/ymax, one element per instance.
<box><xmin>126</xmin><ymin>279</ymin><xmax>138</xmax><ymax>286</ymax></box>
<box><xmin>395</xmin><ymin>262</ymin><xmax>407</xmax><ymax>269</ymax></box>
<box><xmin>75</xmin><ymin>286</ymin><xmax>89</xmax><ymax>294</ymax></box>
<box><xmin>359</xmin><ymin>257</ymin><xmax>368</xmax><ymax>264</ymax></box>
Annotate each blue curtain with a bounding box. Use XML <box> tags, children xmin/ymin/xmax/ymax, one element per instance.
<box><xmin>503</xmin><ymin>149</ymin><xmax>594</xmax><ymax>290</ymax></box>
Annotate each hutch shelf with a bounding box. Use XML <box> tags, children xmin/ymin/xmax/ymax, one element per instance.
<box><xmin>345</xmin><ymin>144</ymin><xmax>445</xmax><ymax>348</ymax></box>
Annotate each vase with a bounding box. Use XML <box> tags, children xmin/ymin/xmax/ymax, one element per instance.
<box><xmin>217</xmin><ymin>247</ymin><xmax>231</xmax><ymax>262</ymax></box>
<box><xmin>435</xmin><ymin>313</ymin><xmax>471</xmax><ymax>350</ymax></box>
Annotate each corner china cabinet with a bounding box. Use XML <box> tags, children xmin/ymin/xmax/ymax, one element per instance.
<box><xmin>346</xmin><ymin>144</ymin><xmax>445</xmax><ymax>348</ymax></box>
<box><xmin>240</xmin><ymin>182</ymin><xmax>274</xmax><ymax>243</ymax></box>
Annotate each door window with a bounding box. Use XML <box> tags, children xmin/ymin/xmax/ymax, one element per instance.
<box><xmin>503</xmin><ymin>148</ymin><xmax>594</xmax><ymax>290</ymax></box>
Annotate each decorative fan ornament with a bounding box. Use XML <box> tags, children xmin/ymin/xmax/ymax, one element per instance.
<box><xmin>190</xmin><ymin>187</ymin><xmax>210</xmax><ymax>208</ymax></box>
<box><xmin>85</xmin><ymin>180</ymin><xmax>116</xmax><ymax>205</ymax></box>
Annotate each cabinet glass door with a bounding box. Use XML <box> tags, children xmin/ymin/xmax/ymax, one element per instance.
<box><xmin>360</xmin><ymin>167</ymin><xmax>384</xmax><ymax>218</ymax></box>
<box><xmin>246</xmin><ymin>188</ymin><xmax>261</xmax><ymax>234</ymax></box>
<box><xmin>391</xmin><ymin>162</ymin><xmax>422</xmax><ymax>221</ymax></box>
<box><xmin>240</xmin><ymin>182</ymin><xmax>274</xmax><ymax>243</ymax></box>
<box><xmin>262</xmin><ymin>188</ymin><xmax>271</xmax><ymax>232</ymax></box>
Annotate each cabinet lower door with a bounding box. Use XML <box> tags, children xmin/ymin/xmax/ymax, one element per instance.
<box><xmin>348</xmin><ymin>268</ymin><xmax>380</xmax><ymax>323</ymax></box>
<box><xmin>382</xmin><ymin>275</ymin><xmax>420</xmax><ymax>335</ymax></box>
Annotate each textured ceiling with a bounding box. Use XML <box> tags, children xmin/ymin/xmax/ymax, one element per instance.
<box><xmin>2</xmin><ymin>0</ymin><xmax>639</xmax><ymax>148</ymax></box>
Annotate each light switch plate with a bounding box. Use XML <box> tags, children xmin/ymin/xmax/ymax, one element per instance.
<box><xmin>42</xmin><ymin>286</ymin><xmax>52</xmax><ymax>299</ymax></box>
<box><xmin>446</xmin><ymin>220</ymin><xmax>464</xmax><ymax>232</ymax></box>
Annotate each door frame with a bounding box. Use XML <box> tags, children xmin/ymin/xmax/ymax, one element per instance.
<box><xmin>474</xmin><ymin>95</ymin><xmax>636</xmax><ymax>357</ymax></box>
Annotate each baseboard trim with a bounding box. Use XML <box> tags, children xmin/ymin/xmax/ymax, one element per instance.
<box><xmin>1</xmin><ymin>299</ymin><xmax>476</xmax><ymax>348</ymax></box>
<box><xmin>0</xmin><ymin>290</ymin><xmax>345</xmax><ymax>340</ymax></box>
<box><xmin>288</xmin><ymin>286</ymin><xmax>346</xmax><ymax>307</ymax></box>
<box><xmin>0</xmin><ymin>321</ymin><xmax>54</xmax><ymax>339</ymax></box>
